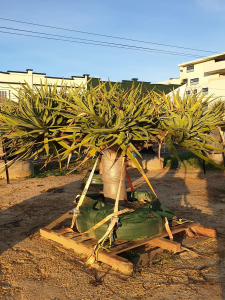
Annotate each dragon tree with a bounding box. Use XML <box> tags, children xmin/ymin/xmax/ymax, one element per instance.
<box><xmin>0</xmin><ymin>81</ymin><xmax>225</xmax><ymax>249</ymax></box>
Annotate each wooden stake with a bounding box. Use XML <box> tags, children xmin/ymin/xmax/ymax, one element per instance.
<box><xmin>2</xmin><ymin>145</ymin><xmax>10</xmax><ymax>184</ymax></box>
<box><xmin>126</xmin><ymin>169</ymin><xmax>134</xmax><ymax>192</ymax></box>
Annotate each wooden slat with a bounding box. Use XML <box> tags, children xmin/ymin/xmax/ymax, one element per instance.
<box><xmin>81</xmin><ymin>239</ymin><xmax>98</xmax><ymax>246</ymax></box>
<box><xmin>71</xmin><ymin>236</ymin><xmax>96</xmax><ymax>244</ymax></box>
<box><xmin>62</xmin><ymin>232</ymin><xmax>79</xmax><ymax>238</ymax></box>
<box><xmin>191</xmin><ymin>225</ymin><xmax>217</xmax><ymax>237</ymax></box>
<box><xmin>40</xmin><ymin>228</ymin><xmax>133</xmax><ymax>275</ymax></box>
<box><xmin>108</xmin><ymin>222</ymin><xmax>199</xmax><ymax>255</ymax></box>
<box><xmin>55</xmin><ymin>229</ymin><xmax>72</xmax><ymax>235</ymax></box>
<box><xmin>70</xmin><ymin>235</ymin><xmax>93</xmax><ymax>243</ymax></box>
<box><xmin>40</xmin><ymin>212</ymin><xmax>206</xmax><ymax>275</ymax></box>
<box><xmin>147</xmin><ymin>238</ymin><xmax>181</xmax><ymax>253</ymax></box>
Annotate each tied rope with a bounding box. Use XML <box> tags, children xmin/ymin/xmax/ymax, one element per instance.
<box><xmin>86</xmin><ymin>155</ymin><xmax>126</xmax><ymax>264</ymax></box>
<box><xmin>70</xmin><ymin>155</ymin><xmax>99</xmax><ymax>228</ymax></box>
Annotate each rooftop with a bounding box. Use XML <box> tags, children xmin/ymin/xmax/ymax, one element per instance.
<box><xmin>178</xmin><ymin>51</ymin><xmax>225</xmax><ymax>67</ymax></box>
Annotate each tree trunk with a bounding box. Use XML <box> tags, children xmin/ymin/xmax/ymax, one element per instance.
<box><xmin>101</xmin><ymin>149</ymin><xmax>126</xmax><ymax>205</ymax></box>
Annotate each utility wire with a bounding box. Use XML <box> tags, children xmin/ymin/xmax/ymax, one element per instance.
<box><xmin>0</xmin><ymin>26</ymin><xmax>203</xmax><ymax>58</ymax></box>
<box><xmin>0</xmin><ymin>17</ymin><xmax>217</xmax><ymax>54</ymax></box>
<box><xmin>0</xmin><ymin>30</ymin><xmax>203</xmax><ymax>58</ymax></box>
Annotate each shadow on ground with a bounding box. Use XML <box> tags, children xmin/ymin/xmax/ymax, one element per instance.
<box><xmin>0</xmin><ymin>179</ymin><xmax>81</xmax><ymax>254</ymax></box>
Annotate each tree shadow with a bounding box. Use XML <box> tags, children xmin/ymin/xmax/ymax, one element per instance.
<box><xmin>0</xmin><ymin>167</ymin><xmax>224</xmax><ymax>298</ymax></box>
<box><xmin>128</xmin><ymin>166</ymin><xmax>225</xmax><ymax>298</ymax></box>
<box><xmin>0</xmin><ymin>178</ymin><xmax>82</xmax><ymax>255</ymax></box>
<box><xmin>197</xmin><ymin>169</ymin><xmax>225</xmax><ymax>297</ymax></box>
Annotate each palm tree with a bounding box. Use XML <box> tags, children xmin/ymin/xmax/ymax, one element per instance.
<box><xmin>0</xmin><ymin>81</ymin><xmax>224</xmax><ymax>206</ymax></box>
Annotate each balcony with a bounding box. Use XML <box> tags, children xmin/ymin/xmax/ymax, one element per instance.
<box><xmin>204</xmin><ymin>61</ymin><xmax>225</xmax><ymax>74</ymax></box>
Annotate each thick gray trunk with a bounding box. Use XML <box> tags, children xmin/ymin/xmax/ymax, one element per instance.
<box><xmin>101</xmin><ymin>150</ymin><xmax>126</xmax><ymax>205</ymax></box>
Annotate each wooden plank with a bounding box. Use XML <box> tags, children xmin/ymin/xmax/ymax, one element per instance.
<box><xmin>39</xmin><ymin>219</ymin><xmax>214</xmax><ymax>275</ymax></box>
<box><xmin>171</xmin><ymin>222</ymin><xmax>200</xmax><ymax>231</ymax></box>
<box><xmin>185</xmin><ymin>228</ymin><xmax>197</xmax><ymax>238</ymax></box>
<box><xmin>147</xmin><ymin>238</ymin><xmax>181</xmax><ymax>253</ymax></box>
<box><xmin>61</xmin><ymin>232</ymin><xmax>79</xmax><ymax>238</ymax></box>
<box><xmin>70</xmin><ymin>235</ymin><xmax>93</xmax><ymax>243</ymax></box>
<box><xmin>81</xmin><ymin>239</ymin><xmax>98</xmax><ymax>246</ymax></box>
<box><xmin>40</xmin><ymin>228</ymin><xmax>133</xmax><ymax>275</ymax></box>
<box><xmin>40</xmin><ymin>227</ymin><xmax>95</xmax><ymax>256</ymax></box>
<box><xmin>191</xmin><ymin>225</ymin><xmax>217</xmax><ymax>237</ymax></box>
<box><xmin>54</xmin><ymin>229</ymin><xmax>71</xmax><ymax>235</ymax></box>
<box><xmin>99</xmin><ymin>253</ymin><xmax>133</xmax><ymax>275</ymax></box>
<box><xmin>108</xmin><ymin>222</ymin><xmax>199</xmax><ymax>255</ymax></box>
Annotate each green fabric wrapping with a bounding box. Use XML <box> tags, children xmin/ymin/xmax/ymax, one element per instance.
<box><xmin>127</xmin><ymin>191</ymin><xmax>155</xmax><ymax>202</ymax></box>
<box><xmin>76</xmin><ymin>193</ymin><xmax>175</xmax><ymax>240</ymax></box>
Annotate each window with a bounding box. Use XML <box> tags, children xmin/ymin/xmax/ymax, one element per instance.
<box><xmin>182</xmin><ymin>78</ymin><xmax>188</xmax><ymax>84</ymax></box>
<box><xmin>190</xmin><ymin>78</ymin><xmax>199</xmax><ymax>85</ymax></box>
<box><xmin>187</xmin><ymin>65</ymin><xmax>194</xmax><ymax>72</ymax></box>
<box><xmin>186</xmin><ymin>90</ymin><xmax>190</xmax><ymax>95</ymax></box>
<box><xmin>0</xmin><ymin>90</ymin><xmax>9</xmax><ymax>104</ymax></box>
<box><xmin>202</xmin><ymin>87</ymin><xmax>208</xmax><ymax>94</ymax></box>
<box><xmin>194</xmin><ymin>89</ymin><xmax>197</xmax><ymax>94</ymax></box>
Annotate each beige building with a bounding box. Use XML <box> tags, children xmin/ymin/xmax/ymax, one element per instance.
<box><xmin>157</xmin><ymin>52</ymin><xmax>225</xmax><ymax>101</ymax></box>
<box><xmin>0</xmin><ymin>69</ymin><xmax>89</xmax><ymax>103</ymax></box>
<box><xmin>156</xmin><ymin>77</ymin><xmax>182</xmax><ymax>85</ymax></box>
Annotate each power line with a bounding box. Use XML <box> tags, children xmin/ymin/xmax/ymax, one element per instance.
<box><xmin>0</xmin><ymin>26</ymin><xmax>203</xmax><ymax>58</ymax></box>
<box><xmin>0</xmin><ymin>30</ymin><xmax>203</xmax><ymax>58</ymax></box>
<box><xmin>0</xmin><ymin>17</ymin><xmax>217</xmax><ymax>54</ymax></box>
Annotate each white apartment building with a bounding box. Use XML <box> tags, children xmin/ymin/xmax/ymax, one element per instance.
<box><xmin>0</xmin><ymin>69</ymin><xmax>89</xmax><ymax>103</ymax></box>
<box><xmin>158</xmin><ymin>51</ymin><xmax>225</xmax><ymax>101</ymax></box>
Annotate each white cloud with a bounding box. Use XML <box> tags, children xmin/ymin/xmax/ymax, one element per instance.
<box><xmin>196</xmin><ymin>0</ymin><xmax>225</xmax><ymax>12</ymax></box>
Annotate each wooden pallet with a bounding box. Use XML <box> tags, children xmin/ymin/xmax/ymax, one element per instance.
<box><xmin>40</xmin><ymin>211</ymin><xmax>217</xmax><ymax>275</ymax></box>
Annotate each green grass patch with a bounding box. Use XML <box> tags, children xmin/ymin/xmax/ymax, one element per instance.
<box><xmin>26</xmin><ymin>159</ymin><xmax>96</xmax><ymax>178</ymax></box>
<box><xmin>163</xmin><ymin>151</ymin><xmax>221</xmax><ymax>170</ymax></box>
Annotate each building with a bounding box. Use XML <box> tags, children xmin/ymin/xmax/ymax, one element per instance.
<box><xmin>157</xmin><ymin>51</ymin><xmax>225</xmax><ymax>101</ymax></box>
<box><xmin>0</xmin><ymin>69</ymin><xmax>89</xmax><ymax>103</ymax></box>
<box><xmin>0</xmin><ymin>69</ymin><xmax>181</xmax><ymax>104</ymax></box>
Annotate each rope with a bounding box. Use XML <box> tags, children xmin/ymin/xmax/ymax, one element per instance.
<box><xmin>86</xmin><ymin>155</ymin><xmax>126</xmax><ymax>264</ymax></box>
<box><xmin>70</xmin><ymin>155</ymin><xmax>99</xmax><ymax>228</ymax></box>
<box><xmin>66</xmin><ymin>208</ymin><xmax>134</xmax><ymax>235</ymax></box>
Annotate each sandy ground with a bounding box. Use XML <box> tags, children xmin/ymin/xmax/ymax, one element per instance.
<box><xmin>0</xmin><ymin>168</ymin><xmax>225</xmax><ymax>300</ymax></box>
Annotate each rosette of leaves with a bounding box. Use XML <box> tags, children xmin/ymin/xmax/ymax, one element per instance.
<box><xmin>0</xmin><ymin>82</ymin><xmax>75</xmax><ymax>168</ymax></box>
<box><xmin>0</xmin><ymin>81</ymin><xmax>224</xmax><ymax>202</ymax></box>
<box><xmin>156</xmin><ymin>90</ymin><xmax>225</xmax><ymax>168</ymax></box>
<box><xmin>53</xmin><ymin>81</ymin><xmax>164</xmax><ymax>161</ymax></box>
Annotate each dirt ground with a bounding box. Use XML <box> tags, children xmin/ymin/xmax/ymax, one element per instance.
<box><xmin>0</xmin><ymin>167</ymin><xmax>225</xmax><ymax>300</ymax></box>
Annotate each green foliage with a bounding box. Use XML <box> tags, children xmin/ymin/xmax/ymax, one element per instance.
<box><xmin>53</xmin><ymin>81</ymin><xmax>162</xmax><ymax>161</ymax></box>
<box><xmin>163</xmin><ymin>151</ymin><xmax>222</xmax><ymax>170</ymax></box>
<box><xmin>156</xmin><ymin>90</ymin><xmax>225</xmax><ymax>168</ymax></box>
<box><xmin>0</xmin><ymin>82</ymin><xmax>72</xmax><ymax>168</ymax></box>
<box><xmin>0</xmin><ymin>80</ymin><xmax>224</xmax><ymax>171</ymax></box>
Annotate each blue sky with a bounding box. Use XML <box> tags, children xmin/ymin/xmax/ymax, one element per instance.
<box><xmin>0</xmin><ymin>0</ymin><xmax>225</xmax><ymax>83</ymax></box>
